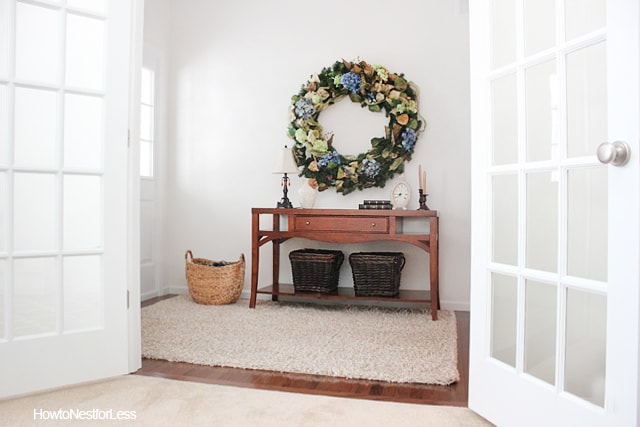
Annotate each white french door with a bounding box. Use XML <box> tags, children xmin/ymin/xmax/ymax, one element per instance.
<box><xmin>0</xmin><ymin>0</ymin><xmax>132</xmax><ymax>398</ymax></box>
<box><xmin>469</xmin><ymin>0</ymin><xmax>639</xmax><ymax>426</ymax></box>
<box><xmin>139</xmin><ymin>45</ymin><xmax>164</xmax><ymax>301</ymax></box>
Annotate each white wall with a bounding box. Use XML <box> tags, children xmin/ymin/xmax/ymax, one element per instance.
<box><xmin>146</xmin><ymin>0</ymin><xmax>471</xmax><ymax>309</ymax></box>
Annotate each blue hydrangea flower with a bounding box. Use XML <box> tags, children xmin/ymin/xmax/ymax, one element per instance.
<box><xmin>340</xmin><ymin>72</ymin><xmax>361</xmax><ymax>94</ymax></box>
<box><xmin>366</xmin><ymin>92</ymin><xmax>375</xmax><ymax>102</ymax></box>
<box><xmin>401</xmin><ymin>128</ymin><xmax>417</xmax><ymax>151</ymax></box>
<box><xmin>294</xmin><ymin>98</ymin><xmax>316</xmax><ymax>119</ymax></box>
<box><xmin>362</xmin><ymin>158</ymin><xmax>381</xmax><ymax>178</ymax></box>
<box><xmin>318</xmin><ymin>152</ymin><xmax>341</xmax><ymax>168</ymax></box>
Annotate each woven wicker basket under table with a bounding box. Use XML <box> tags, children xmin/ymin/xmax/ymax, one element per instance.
<box><xmin>289</xmin><ymin>248</ymin><xmax>344</xmax><ymax>294</ymax></box>
<box><xmin>349</xmin><ymin>252</ymin><xmax>405</xmax><ymax>297</ymax></box>
<box><xmin>185</xmin><ymin>250</ymin><xmax>245</xmax><ymax>305</ymax></box>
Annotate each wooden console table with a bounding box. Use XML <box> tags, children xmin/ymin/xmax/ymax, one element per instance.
<box><xmin>249</xmin><ymin>208</ymin><xmax>440</xmax><ymax>320</ymax></box>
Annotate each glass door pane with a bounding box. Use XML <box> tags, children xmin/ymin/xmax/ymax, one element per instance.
<box><xmin>567</xmin><ymin>167</ymin><xmax>607</xmax><ymax>281</ymax></box>
<box><xmin>492</xmin><ymin>174</ymin><xmax>518</xmax><ymax>265</ymax></box>
<box><xmin>565</xmin><ymin>288</ymin><xmax>606</xmax><ymax>406</ymax></box>
<box><xmin>13</xmin><ymin>257</ymin><xmax>57</xmax><ymax>337</ymax></box>
<box><xmin>63</xmin><ymin>255</ymin><xmax>102</xmax><ymax>332</ymax></box>
<box><xmin>565</xmin><ymin>0</ymin><xmax>606</xmax><ymax>41</ymax></box>
<box><xmin>0</xmin><ymin>172</ymin><xmax>5</xmax><ymax>252</ymax></box>
<box><xmin>63</xmin><ymin>175</ymin><xmax>101</xmax><ymax>250</ymax></box>
<box><xmin>0</xmin><ymin>84</ymin><xmax>7</xmax><ymax>165</ymax></box>
<box><xmin>0</xmin><ymin>260</ymin><xmax>5</xmax><ymax>340</ymax></box>
<box><xmin>491</xmin><ymin>273</ymin><xmax>518</xmax><ymax>367</ymax></box>
<box><xmin>492</xmin><ymin>74</ymin><xmax>518</xmax><ymax>165</ymax></box>
<box><xmin>13</xmin><ymin>173</ymin><xmax>56</xmax><ymax>252</ymax></box>
<box><xmin>526</xmin><ymin>171</ymin><xmax>558</xmax><ymax>273</ymax></box>
<box><xmin>525</xmin><ymin>60</ymin><xmax>556</xmax><ymax>162</ymax></box>
<box><xmin>566</xmin><ymin>42</ymin><xmax>607</xmax><ymax>159</ymax></box>
<box><xmin>65</xmin><ymin>14</ymin><xmax>105</xmax><ymax>91</ymax></box>
<box><xmin>523</xmin><ymin>0</ymin><xmax>555</xmax><ymax>56</ymax></box>
<box><xmin>0</xmin><ymin>0</ymin><xmax>9</xmax><ymax>80</ymax></box>
<box><xmin>64</xmin><ymin>94</ymin><xmax>103</xmax><ymax>170</ymax></box>
<box><xmin>15</xmin><ymin>3</ymin><xmax>59</xmax><ymax>85</ymax></box>
<box><xmin>524</xmin><ymin>279</ymin><xmax>556</xmax><ymax>385</ymax></box>
<box><xmin>14</xmin><ymin>87</ymin><xmax>58</xmax><ymax>169</ymax></box>
<box><xmin>491</xmin><ymin>0</ymin><xmax>517</xmax><ymax>69</ymax></box>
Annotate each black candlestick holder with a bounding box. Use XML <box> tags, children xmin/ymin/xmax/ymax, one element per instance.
<box><xmin>418</xmin><ymin>189</ymin><xmax>429</xmax><ymax>210</ymax></box>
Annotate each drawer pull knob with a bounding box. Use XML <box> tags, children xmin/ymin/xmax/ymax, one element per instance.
<box><xmin>305</xmin><ymin>221</ymin><xmax>310</xmax><ymax>225</ymax></box>
<box><xmin>371</xmin><ymin>222</ymin><xmax>376</xmax><ymax>227</ymax></box>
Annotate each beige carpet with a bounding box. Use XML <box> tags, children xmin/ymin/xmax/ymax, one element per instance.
<box><xmin>142</xmin><ymin>295</ymin><xmax>459</xmax><ymax>385</ymax></box>
<box><xmin>0</xmin><ymin>375</ymin><xmax>493</xmax><ymax>426</ymax></box>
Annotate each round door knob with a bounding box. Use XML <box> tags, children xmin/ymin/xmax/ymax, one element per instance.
<box><xmin>597</xmin><ymin>141</ymin><xmax>630</xmax><ymax>166</ymax></box>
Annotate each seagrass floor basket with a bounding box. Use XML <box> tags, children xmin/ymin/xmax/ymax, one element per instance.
<box><xmin>185</xmin><ymin>250</ymin><xmax>245</xmax><ymax>305</ymax></box>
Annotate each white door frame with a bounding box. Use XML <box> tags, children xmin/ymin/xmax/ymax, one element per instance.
<box><xmin>127</xmin><ymin>0</ymin><xmax>144</xmax><ymax>373</ymax></box>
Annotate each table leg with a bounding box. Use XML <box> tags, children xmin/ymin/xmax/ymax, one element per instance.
<box><xmin>250</xmin><ymin>212</ymin><xmax>259</xmax><ymax>308</ymax></box>
<box><xmin>430</xmin><ymin>216</ymin><xmax>439</xmax><ymax>321</ymax></box>
<box><xmin>272</xmin><ymin>214</ymin><xmax>280</xmax><ymax>302</ymax></box>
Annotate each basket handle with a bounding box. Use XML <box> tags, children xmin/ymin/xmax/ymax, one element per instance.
<box><xmin>398</xmin><ymin>256</ymin><xmax>406</xmax><ymax>271</ymax></box>
<box><xmin>185</xmin><ymin>250</ymin><xmax>193</xmax><ymax>261</ymax></box>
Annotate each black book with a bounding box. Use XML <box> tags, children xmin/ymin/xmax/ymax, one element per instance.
<box><xmin>363</xmin><ymin>200</ymin><xmax>392</xmax><ymax>205</ymax></box>
<box><xmin>359</xmin><ymin>203</ymin><xmax>392</xmax><ymax>210</ymax></box>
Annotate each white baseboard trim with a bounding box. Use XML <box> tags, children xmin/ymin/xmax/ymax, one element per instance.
<box><xmin>141</xmin><ymin>286</ymin><xmax>188</xmax><ymax>302</ymax></box>
<box><xmin>440</xmin><ymin>300</ymin><xmax>470</xmax><ymax>312</ymax></box>
<box><xmin>157</xmin><ymin>288</ymin><xmax>470</xmax><ymax>312</ymax></box>
<box><xmin>166</xmin><ymin>285</ymin><xmax>189</xmax><ymax>296</ymax></box>
<box><xmin>141</xmin><ymin>290</ymin><xmax>161</xmax><ymax>302</ymax></box>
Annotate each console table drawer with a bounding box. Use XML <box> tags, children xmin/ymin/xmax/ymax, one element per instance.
<box><xmin>294</xmin><ymin>216</ymin><xmax>389</xmax><ymax>233</ymax></box>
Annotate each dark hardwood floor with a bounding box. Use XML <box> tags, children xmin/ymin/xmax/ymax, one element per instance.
<box><xmin>135</xmin><ymin>295</ymin><xmax>469</xmax><ymax>407</ymax></box>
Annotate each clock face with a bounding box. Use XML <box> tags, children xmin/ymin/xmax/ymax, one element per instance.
<box><xmin>392</xmin><ymin>181</ymin><xmax>411</xmax><ymax>209</ymax></box>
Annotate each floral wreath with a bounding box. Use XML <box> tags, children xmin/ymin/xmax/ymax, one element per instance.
<box><xmin>288</xmin><ymin>59</ymin><xmax>424</xmax><ymax>195</ymax></box>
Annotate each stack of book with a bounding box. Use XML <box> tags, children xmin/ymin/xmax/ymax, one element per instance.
<box><xmin>358</xmin><ymin>200</ymin><xmax>392</xmax><ymax>210</ymax></box>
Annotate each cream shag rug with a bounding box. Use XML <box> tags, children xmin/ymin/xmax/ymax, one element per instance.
<box><xmin>0</xmin><ymin>375</ymin><xmax>493</xmax><ymax>427</ymax></box>
<box><xmin>142</xmin><ymin>295</ymin><xmax>459</xmax><ymax>385</ymax></box>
